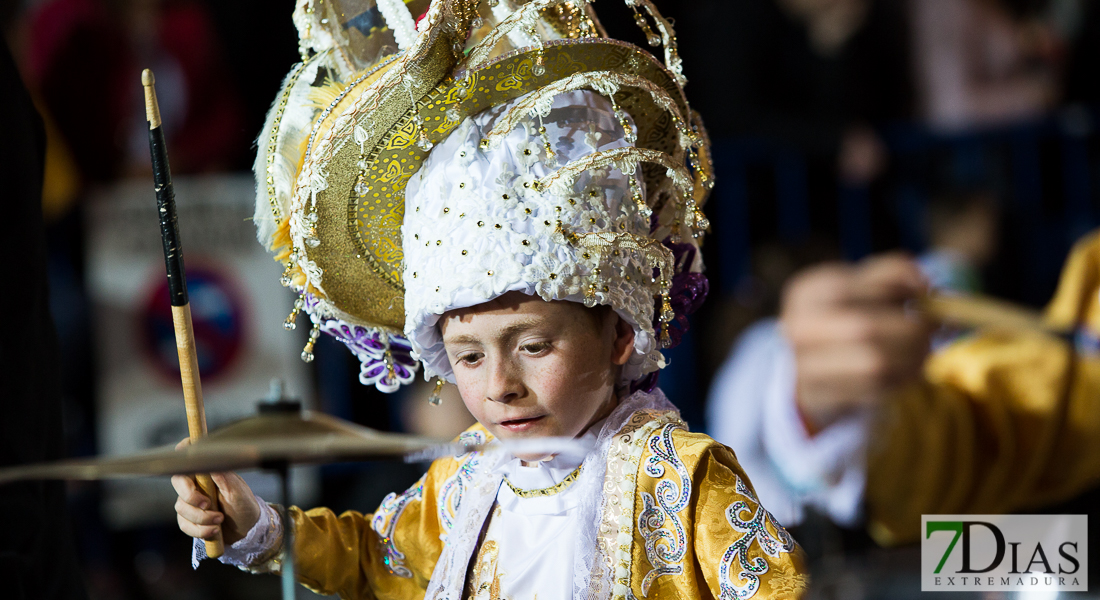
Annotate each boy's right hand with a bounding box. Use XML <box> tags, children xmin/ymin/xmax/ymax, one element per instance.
<box><xmin>172</xmin><ymin>438</ymin><xmax>261</xmax><ymax>546</ymax></box>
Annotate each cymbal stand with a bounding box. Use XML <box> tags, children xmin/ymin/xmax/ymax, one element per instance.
<box><xmin>276</xmin><ymin>461</ymin><xmax>296</xmax><ymax>600</ymax></box>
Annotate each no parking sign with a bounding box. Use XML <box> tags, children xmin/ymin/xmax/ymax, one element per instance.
<box><xmin>142</xmin><ymin>265</ymin><xmax>245</xmax><ymax>382</ymax></box>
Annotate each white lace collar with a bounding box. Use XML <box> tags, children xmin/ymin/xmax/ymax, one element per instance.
<box><xmin>490</xmin><ymin>417</ymin><xmax>605</xmax><ymax>515</ymax></box>
<box><xmin>424</xmin><ymin>388</ymin><xmax>681</xmax><ymax>600</ymax></box>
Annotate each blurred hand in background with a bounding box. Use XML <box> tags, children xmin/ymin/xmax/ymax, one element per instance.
<box><xmin>780</xmin><ymin>254</ymin><xmax>933</xmax><ymax>431</ymax></box>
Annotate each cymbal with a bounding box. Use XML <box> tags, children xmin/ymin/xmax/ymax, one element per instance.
<box><xmin>0</xmin><ymin>409</ymin><xmax>451</xmax><ymax>485</ymax></box>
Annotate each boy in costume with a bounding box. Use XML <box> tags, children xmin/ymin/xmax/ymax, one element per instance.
<box><xmin>173</xmin><ymin>0</ymin><xmax>808</xmax><ymax>598</ymax></box>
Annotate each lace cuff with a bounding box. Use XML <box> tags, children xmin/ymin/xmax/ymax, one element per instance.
<box><xmin>707</xmin><ymin>319</ymin><xmax>870</xmax><ymax>528</ymax></box>
<box><xmin>190</xmin><ymin>494</ymin><xmax>285</xmax><ymax>572</ymax></box>
<box><xmin>761</xmin><ymin>335</ymin><xmax>870</xmax><ymax>526</ymax></box>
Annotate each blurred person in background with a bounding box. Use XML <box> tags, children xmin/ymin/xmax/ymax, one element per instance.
<box><xmin>677</xmin><ymin>0</ymin><xmax>910</xmax><ymax>188</ymax></box>
<box><xmin>0</xmin><ymin>23</ymin><xmax>89</xmax><ymax>599</ymax></box>
<box><xmin>917</xmin><ymin>189</ymin><xmax>1000</xmax><ymax>295</ymax></box>
<box><xmin>671</xmin><ymin>0</ymin><xmax>913</xmax><ymax>424</ymax></box>
<box><xmin>708</xmin><ymin>186</ymin><xmax>1000</xmax><ymax>530</ymax></box>
<box><xmin>708</xmin><ymin>194</ymin><xmax>1100</xmax><ymax>561</ymax></box>
<box><xmin>705</xmin><ymin>0</ymin><xmax>1082</xmax><ymax>547</ymax></box>
<box><xmin>910</xmin><ymin>0</ymin><xmax>1063</xmax><ymax>132</ymax></box>
<box><xmin>19</xmin><ymin>0</ymin><xmax>247</xmax><ymax>182</ymax></box>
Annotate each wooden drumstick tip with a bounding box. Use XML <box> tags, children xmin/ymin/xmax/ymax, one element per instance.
<box><xmin>141</xmin><ymin>68</ymin><xmax>162</xmax><ymax>130</ymax></box>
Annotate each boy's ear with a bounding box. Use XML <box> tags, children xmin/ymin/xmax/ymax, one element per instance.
<box><xmin>610</xmin><ymin>315</ymin><xmax>635</xmax><ymax>366</ymax></box>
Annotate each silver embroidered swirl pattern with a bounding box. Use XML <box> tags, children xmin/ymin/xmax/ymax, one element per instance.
<box><xmin>637</xmin><ymin>423</ymin><xmax>690</xmax><ymax>596</ymax></box>
<box><xmin>436</xmin><ymin>430</ymin><xmax>486</xmax><ymax>537</ymax></box>
<box><xmin>718</xmin><ymin>475</ymin><xmax>797</xmax><ymax>599</ymax></box>
<box><xmin>370</xmin><ymin>476</ymin><xmax>425</xmax><ymax>578</ymax></box>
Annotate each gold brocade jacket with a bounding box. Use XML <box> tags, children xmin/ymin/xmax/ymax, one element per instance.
<box><xmin>868</xmin><ymin>231</ymin><xmax>1100</xmax><ymax>545</ymax></box>
<box><xmin>285</xmin><ymin>403</ymin><xmax>808</xmax><ymax>600</ymax></box>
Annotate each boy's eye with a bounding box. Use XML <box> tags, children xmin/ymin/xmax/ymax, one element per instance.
<box><xmin>521</xmin><ymin>342</ymin><xmax>551</xmax><ymax>354</ymax></box>
<box><xmin>457</xmin><ymin>352</ymin><xmax>483</xmax><ymax>365</ymax></box>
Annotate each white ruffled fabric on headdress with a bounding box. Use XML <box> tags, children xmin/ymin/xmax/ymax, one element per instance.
<box><xmin>402</xmin><ymin>90</ymin><xmax>663</xmax><ymax>385</ymax></box>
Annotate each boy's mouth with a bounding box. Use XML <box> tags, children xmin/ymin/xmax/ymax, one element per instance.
<box><xmin>498</xmin><ymin>415</ymin><xmax>545</xmax><ymax>432</ymax></box>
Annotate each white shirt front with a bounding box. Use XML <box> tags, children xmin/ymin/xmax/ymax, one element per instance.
<box><xmin>467</xmin><ymin>426</ymin><xmax>598</xmax><ymax>600</ymax></box>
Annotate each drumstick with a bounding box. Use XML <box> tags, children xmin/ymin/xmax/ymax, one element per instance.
<box><xmin>916</xmin><ymin>292</ymin><xmax>1069</xmax><ymax>337</ymax></box>
<box><xmin>142</xmin><ymin>69</ymin><xmax>224</xmax><ymax>558</ymax></box>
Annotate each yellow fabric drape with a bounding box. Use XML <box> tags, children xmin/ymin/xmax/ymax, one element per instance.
<box><xmin>867</xmin><ymin>232</ymin><xmax>1100</xmax><ymax>545</ymax></box>
<box><xmin>290</xmin><ymin>450</ymin><xmax>463</xmax><ymax>599</ymax></box>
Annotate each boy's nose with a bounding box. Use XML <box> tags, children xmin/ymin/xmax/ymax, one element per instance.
<box><xmin>485</xmin><ymin>357</ymin><xmax>524</xmax><ymax>404</ymax></box>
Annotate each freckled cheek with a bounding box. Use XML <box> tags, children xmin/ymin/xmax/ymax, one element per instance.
<box><xmin>453</xmin><ymin>373</ymin><xmax>486</xmax><ymax>419</ymax></box>
<box><xmin>528</xmin><ymin>359</ymin><xmax>582</xmax><ymax>430</ymax></box>
<box><xmin>519</xmin><ymin>358</ymin><xmax>557</xmax><ymax>396</ymax></box>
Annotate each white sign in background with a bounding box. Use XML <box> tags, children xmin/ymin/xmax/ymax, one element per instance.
<box><xmin>87</xmin><ymin>175</ymin><xmax>318</xmax><ymax>528</ymax></box>
<box><xmin>922</xmin><ymin>514</ymin><xmax>1088</xmax><ymax>592</ymax></box>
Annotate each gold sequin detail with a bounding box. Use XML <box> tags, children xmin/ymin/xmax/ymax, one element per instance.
<box><xmin>467</xmin><ymin>540</ymin><xmax>503</xmax><ymax>600</ymax></box>
<box><xmin>503</xmin><ymin>464</ymin><xmax>582</xmax><ymax>498</ymax></box>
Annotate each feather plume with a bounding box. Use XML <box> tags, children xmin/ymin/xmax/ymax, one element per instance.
<box><xmin>252</xmin><ymin>55</ymin><xmax>333</xmax><ymax>252</ymax></box>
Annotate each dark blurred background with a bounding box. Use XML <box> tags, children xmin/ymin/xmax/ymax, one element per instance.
<box><xmin>1</xmin><ymin>0</ymin><xmax>1098</xmax><ymax>598</ymax></box>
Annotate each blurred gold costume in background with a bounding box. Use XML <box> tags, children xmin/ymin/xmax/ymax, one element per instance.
<box><xmin>870</xmin><ymin>231</ymin><xmax>1100</xmax><ymax>544</ymax></box>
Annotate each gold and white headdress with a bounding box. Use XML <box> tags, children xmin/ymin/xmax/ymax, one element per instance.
<box><xmin>255</xmin><ymin>0</ymin><xmax>713</xmax><ymax>394</ymax></box>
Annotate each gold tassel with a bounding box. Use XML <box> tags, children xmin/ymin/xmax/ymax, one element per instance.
<box><xmin>428</xmin><ymin>378</ymin><xmax>445</xmax><ymax>406</ymax></box>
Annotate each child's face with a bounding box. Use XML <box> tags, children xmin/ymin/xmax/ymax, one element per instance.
<box><xmin>440</xmin><ymin>292</ymin><xmax>634</xmax><ymax>453</ymax></box>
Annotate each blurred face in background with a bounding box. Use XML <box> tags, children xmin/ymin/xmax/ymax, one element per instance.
<box><xmin>775</xmin><ymin>0</ymin><xmax>871</xmax><ymax>54</ymax></box>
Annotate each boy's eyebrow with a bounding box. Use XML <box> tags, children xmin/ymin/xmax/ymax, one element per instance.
<box><xmin>497</xmin><ymin>319</ymin><xmax>545</xmax><ymax>341</ymax></box>
<box><xmin>443</xmin><ymin>318</ymin><xmax>547</xmax><ymax>346</ymax></box>
<box><xmin>444</xmin><ymin>333</ymin><xmax>482</xmax><ymax>346</ymax></box>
